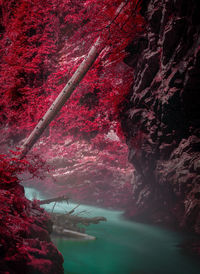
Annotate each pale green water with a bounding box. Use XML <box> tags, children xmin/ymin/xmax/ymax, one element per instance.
<box><xmin>25</xmin><ymin>187</ymin><xmax>200</xmax><ymax>274</ymax></box>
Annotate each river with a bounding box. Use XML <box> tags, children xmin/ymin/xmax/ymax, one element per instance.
<box><xmin>25</xmin><ymin>187</ymin><xmax>200</xmax><ymax>274</ymax></box>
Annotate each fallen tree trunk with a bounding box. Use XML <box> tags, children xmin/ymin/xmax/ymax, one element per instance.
<box><xmin>37</xmin><ymin>197</ymin><xmax>106</xmax><ymax>237</ymax></box>
<box><xmin>52</xmin><ymin>228</ymin><xmax>96</xmax><ymax>240</ymax></box>
<box><xmin>38</xmin><ymin>195</ymin><xmax>69</xmax><ymax>205</ymax></box>
<box><xmin>51</xmin><ymin>212</ymin><xmax>106</xmax><ymax>227</ymax></box>
<box><xmin>19</xmin><ymin>37</ymin><xmax>104</xmax><ymax>159</ymax></box>
<box><xmin>50</xmin><ymin>212</ymin><xmax>106</xmax><ymax>239</ymax></box>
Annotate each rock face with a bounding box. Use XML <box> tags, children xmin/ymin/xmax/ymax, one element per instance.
<box><xmin>121</xmin><ymin>0</ymin><xmax>200</xmax><ymax>233</ymax></box>
<box><xmin>0</xmin><ymin>182</ymin><xmax>64</xmax><ymax>273</ymax></box>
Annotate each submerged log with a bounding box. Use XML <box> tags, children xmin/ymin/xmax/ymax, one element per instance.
<box><xmin>51</xmin><ymin>212</ymin><xmax>106</xmax><ymax>226</ymax></box>
<box><xmin>38</xmin><ymin>195</ymin><xmax>69</xmax><ymax>205</ymax></box>
<box><xmin>50</xmin><ymin>212</ymin><xmax>106</xmax><ymax>239</ymax></box>
<box><xmin>37</xmin><ymin>197</ymin><xmax>106</xmax><ymax>239</ymax></box>
<box><xmin>52</xmin><ymin>228</ymin><xmax>96</xmax><ymax>240</ymax></box>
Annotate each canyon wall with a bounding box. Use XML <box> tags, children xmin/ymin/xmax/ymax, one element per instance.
<box><xmin>121</xmin><ymin>0</ymin><xmax>200</xmax><ymax>233</ymax></box>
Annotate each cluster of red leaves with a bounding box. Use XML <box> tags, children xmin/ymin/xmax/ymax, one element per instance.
<box><xmin>0</xmin><ymin>153</ymin><xmax>28</xmax><ymax>187</ymax></box>
<box><xmin>0</xmin><ymin>152</ymin><xmax>63</xmax><ymax>273</ymax></box>
<box><xmin>0</xmin><ymin>150</ymin><xmax>50</xmax><ymax>184</ymax></box>
<box><xmin>0</xmin><ymin>0</ymin><xmax>65</xmax><ymax>136</ymax></box>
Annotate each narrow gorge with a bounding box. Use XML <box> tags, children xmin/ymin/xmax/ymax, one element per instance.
<box><xmin>0</xmin><ymin>0</ymin><xmax>200</xmax><ymax>273</ymax></box>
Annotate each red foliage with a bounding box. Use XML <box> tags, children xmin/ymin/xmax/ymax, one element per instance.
<box><xmin>0</xmin><ymin>0</ymin><xmax>144</xmax><ymax>143</ymax></box>
<box><xmin>0</xmin><ymin>153</ymin><xmax>28</xmax><ymax>187</ymax></box>
<box><xmin>0</xmin><ymin>1</ymin><xmax>144</xmax><ymax>209</ymax></box>
<box><xmin>0</xmin><ymin>153</ymin><xmax>63</xmax><ymax>272</ymax></box>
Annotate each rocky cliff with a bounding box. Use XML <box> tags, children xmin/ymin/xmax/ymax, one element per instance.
<box><xmin>121</xmin><ymin>0</ymin><xmax>200</xmax><ymax>234</ymax></box>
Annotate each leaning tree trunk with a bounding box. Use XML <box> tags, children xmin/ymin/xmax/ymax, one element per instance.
<box><xmin>19</xmin><ymin>37</ymin><xmax>104</xmax><ymax>159</ymax></box>
<box><xmin>19</xmin><ymin>2</ymin><xmax>126</xmax><ymax>159</ymax></box>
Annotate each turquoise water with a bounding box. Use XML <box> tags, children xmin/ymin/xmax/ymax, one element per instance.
<box><xmin>25</xmin><ymin>187</ymin><xmax>200</xmax><ymax>274</ymax></box>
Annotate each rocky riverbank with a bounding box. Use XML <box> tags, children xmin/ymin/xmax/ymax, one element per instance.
<box><xmin>0</xmin><ymin>182</ymin><xmax>64</xmax><ymax>273</ymax></box>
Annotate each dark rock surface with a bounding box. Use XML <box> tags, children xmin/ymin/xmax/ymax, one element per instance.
<box><xmin>121</xmin><ymin>0</ymin><xmax>200</xmax><ymax>235</ymax></box>
<box><xmin>0</xmin><ymin>183</ymin><xmax>64</xmax><ymax>273</ymax></box>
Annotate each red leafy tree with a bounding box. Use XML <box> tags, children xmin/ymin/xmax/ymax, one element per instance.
<box><xmin>0</xmin><ymin>0</ymin><xmax>145</xmax><ymax>208</ymax></box>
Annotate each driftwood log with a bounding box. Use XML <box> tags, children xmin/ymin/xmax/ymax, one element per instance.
<box><xmin>51</xmin><ymin>213</ymin><xmax>106</xmax><ymax>239</ymax></box>
<box><xmin>51</xmin><ymin>212</ymin><xmax>106</xmax><ymax>227</ymax></box>
<box><xmin>52</xmin><ymin>229</ymin><xmax>96</xmax><ymax>240</ymax></box>
<box><xmin>38</xmin><ymin>195</ymin><xmax>69</xmax><ymax>205</ymax></box>
<box><xmin>38</xmin><ymin>196</ymin><xmax>106</xmax><ymax>239</ymax></box>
